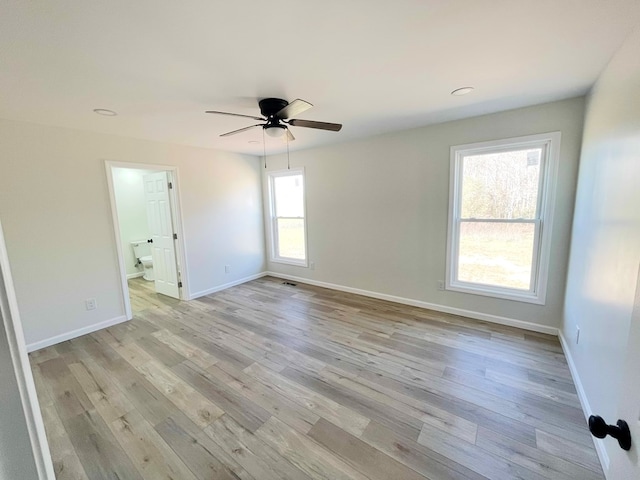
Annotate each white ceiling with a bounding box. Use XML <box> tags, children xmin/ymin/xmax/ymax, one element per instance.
<box><xmin>1</xmin><ymin>1</ymin><xmax>639</xmax><ymax>155</ymax></box>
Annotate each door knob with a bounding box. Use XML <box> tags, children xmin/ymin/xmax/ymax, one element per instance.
<box><xmin>589</xmin><ymin>415</ymin><xmax>632</xmax><ymax>451</ymax></box>
<box><xmin>147</xmin><ymin>239</ymin><xmax>153</xmax><ymax>243</ymax></box>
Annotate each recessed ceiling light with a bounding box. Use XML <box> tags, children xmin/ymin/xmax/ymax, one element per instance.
<box><xmin>451</xmin><ymin>87</ymin><xmax>474</xmax><ymax>96</ymax></box>
<box><xmin>93</xmin><ymin>108</ymin><xmax>118</xmax><ymax>116</ymax></box>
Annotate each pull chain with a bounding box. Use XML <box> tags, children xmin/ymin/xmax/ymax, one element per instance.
<box><xmin>286</xmin><ymin>129</ymin><xmax>290</xmax><ymax>170</ymax></box>
<box><xmin>262</xmin><ymin>128</ymin><xmax>267</xmax><ymax>169</ymax></box>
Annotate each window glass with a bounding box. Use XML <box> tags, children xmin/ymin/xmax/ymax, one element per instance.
<box><xmin>447</xmin><ymin>133</ymin><xmax>559</xmax><ymax>304</ymax></box>
<box><xmin>276</xmin><ymin>218</ymin><xmax>306</xmax><ymax>259</ymax></box>
<box><xmin>274</xmin><ymin>175</ymin><xmax>304</xmax><ymax>217</ymax></box>
<box><xmin>269</xmin><ymin>170</ymin><xmax>307</xmax><ymax>265</ymax></box>
<box><xmin>458</xmin><ymin>221</ymin><xmax>535</xmax><ymax>290</ymax></box>
<box><xmin>460</xmin><ymin>149</ymin><xmax>541</xmax><ymax>219</ymax></box>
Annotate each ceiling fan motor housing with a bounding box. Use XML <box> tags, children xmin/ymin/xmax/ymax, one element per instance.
<box><xmin>208</xmin><ymin>97</ymin><xmax>341</xmax><ymax>137</ymax></box>
<box><xmin>259</xmin><ymin>98</ymin><xmax>289</xmax><ymax>118</ymax></box>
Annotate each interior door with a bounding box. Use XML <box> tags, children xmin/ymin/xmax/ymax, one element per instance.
<box><xmin>143</xmin><ymin>172</ymin><xmax>180</xmax><ymax>299</ymax></box>
<box><xmin>607</xmin><ymin>264</ymin><xmax>640</xmax><ymax>478</ymax></box>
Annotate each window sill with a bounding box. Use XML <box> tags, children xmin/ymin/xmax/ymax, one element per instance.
<box><xmin>270</xmin><ymin>257</ymin><xmax>308</xmax><ymax>268</ymax></box>
<box><xmin>446</xmin><ymin>282</ymin><xmax>546</xmax><ymax>305</ymax></box>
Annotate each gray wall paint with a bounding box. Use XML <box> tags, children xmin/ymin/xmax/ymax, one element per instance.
<box><xmin>265</xmin><ymin>97</ymin><xmax>585</xmax><ymax>329</ymax></box>
<box><xmin>563</xmin><ymin>27</ymin><xmax>640</xmax><ymax>467</ymax></box>
<box><xmin>0</xmin><ymin>119</ymin><xmax>266</xmax><ymax>346</ymax></box>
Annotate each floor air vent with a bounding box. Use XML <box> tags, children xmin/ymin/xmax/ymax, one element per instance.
<box><xmin>282</xmin><ymin>281</ymin><xmax>297</xmax><ymax>286</ymax></box>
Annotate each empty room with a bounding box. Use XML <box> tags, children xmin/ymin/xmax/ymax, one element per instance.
<box><xmin>1</xmin><ymin>2</ymin><xmax>639</xmax><ymax>479</ymax></box>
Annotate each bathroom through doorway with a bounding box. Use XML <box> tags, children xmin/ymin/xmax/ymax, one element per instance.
<box><xmin>105</xmin><ymin>161</ymin><xmax>189</xmax><ymax>319</ymax></box>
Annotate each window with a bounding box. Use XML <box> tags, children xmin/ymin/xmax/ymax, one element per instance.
<box><xmin>446</xmin><ymin>132</ymin><xmax>560</xmax><ymax>304</ymax></box>
<box><xmin>268</xmin><ymin>168</ymin><xmax>308</xmax><ymax>266</ymax></box>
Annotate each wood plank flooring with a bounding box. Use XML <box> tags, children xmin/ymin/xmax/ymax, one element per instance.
<box><xmin>29</xmin><ymin>276</ymin><xmax>603</xmax><ymax>480</ymax></box>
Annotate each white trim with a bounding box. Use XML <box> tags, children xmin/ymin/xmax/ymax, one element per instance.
<box><xmin>104</xmin><ymin>162</ymin><xmax>133</xmax><ymax>319</ymax></box>
<box><xmin>445</xmin><ymin>282</ymin><xmax>546</xmax><ymax>305</ymax></box>
<box><xmin>0</xmin><ymin>220</ymin><xmax>55</xmax><ymax>479</ymax></box>
<box><xmin>188</xmin><ymin>272</ymin><xmax>268</xmax><ymax>300</ymax></box>
<box><xmin>558</xmin><ymin>331</ymin><xmax>610</xmax><ymax>474</ymax></box>
<box><xmin>165</xmin><ymin>169</ymin><xmax>191</xmax><ymax>297</ymax></box>
<box><xmin>29</xmin><ymin>272</ymin><xmax>268</xmax><ymax>350</ymax></box>
<box><xmin>104</xmin><ymin>160</ymin><xmax>191</xmax><ymax>320</ymax></box>
<box><xmin>266</xmin><ymin>271</ymin><xmax>558</xmax><ymax>336</ymax></box>
<box><xmin>26</xmin><ymin>273</ymin><xmax>267</xmax><ymax>350</ymax></box>
<box><xmin>26</xmin><ymin>315</ymin><xmax>128</xmax><ymax>352</ymax></box>
<box><xmin>266</xmin><ymin>167</ymin><xmax>309</xmax><ymax>267</ymax></box>
<box><xmin>270</xmin><ymin>257</ymin><xmax>309</xmax><ymax>268</ymax></box>
<box><xmin>126</xmin><ymin>272</ymin><xmax>145</xmax><ymax>279</ymax></box>
<box><xmin>445</xmin><ymin>132</ymin><xmax>561</xmax><ymax>305</ymax></box>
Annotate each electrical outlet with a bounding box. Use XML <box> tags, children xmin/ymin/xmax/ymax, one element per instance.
<box><xmin>437</xmin><ymin>280</ymin><xmax>445</xmax><ymax>291</ymax></box>
<box><xmin>576</xmin><ymin>326</ymin><xmax>580</xmax><ymax>344</ymax></box>
<box><xmin>225</xmin><ymin>265</ymin><xmax>231</xmax><ymax>274</ymax></box>
<box><xmin>310</xmin><ymin>261</ymin><xmax>315</xmax><ymax>270</ymax></box>
<box><xmin>85</xmin><ymin>298</ymin><xmax>97</xmax><ymax>311</ymax></box>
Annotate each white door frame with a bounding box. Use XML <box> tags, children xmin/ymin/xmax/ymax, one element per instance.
<box><xmin>0</xmin><ymin>219</ymin><xmax>56</xmax><ymax>479</ymax></box>
<box><xmin>104</xmin><ymin>161</ymin><xmax>190</xmax><ymax>319</ymax></box>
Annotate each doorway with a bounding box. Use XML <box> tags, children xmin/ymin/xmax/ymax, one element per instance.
<box><xmin>105</xmin><ymin>161</ymin><xmax>189</xmax><ymax>319</ymax></box>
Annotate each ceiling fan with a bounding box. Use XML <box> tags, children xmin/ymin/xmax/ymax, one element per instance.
<box><xmin>206</xmin><ymin>98</ymin><xmax>342</xmax><ymax>141</ymax></box>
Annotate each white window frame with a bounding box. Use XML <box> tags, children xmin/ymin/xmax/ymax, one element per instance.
<box><xmin>267</xmin><ymin>167</ymin><xmax>308</xmax><ymax>267</ymax></box>
<box><xmin>445</xmin><ymin>132</ymin><xmax>561</xmax><ymax>305</ymax></box>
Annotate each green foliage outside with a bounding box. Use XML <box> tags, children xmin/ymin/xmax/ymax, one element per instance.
<box><xmin>461</xmin><ymin>149</ymin><xmax>540</xmax><ymax>219</ymax></box>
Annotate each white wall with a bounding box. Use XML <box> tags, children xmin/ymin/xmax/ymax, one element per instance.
<box><xmin>112</xmin><ymin>168</ymin><xmax>156</xmax><ymax>277</ymax></box>
<box><xmin>264</xmin><ymin>97</ymin><xmax>585</xmax><ymax>331</ymax></box>
<box><xmin>562</xmin><ymin>28</ymin><xmax>640</xmax><ymax>471</ymax></box>
<box><xmin>0</xmin><ymin>119</ymin><xmax>266</xmax><ymax>347</ymax></box>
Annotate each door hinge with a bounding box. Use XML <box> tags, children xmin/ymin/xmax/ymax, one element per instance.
<box><xmin>173</xmin><ymin>233</ymin><xmax>178</xmax><ymax>240</ymax></box>
<box><xmin>178</xmin><ymin>281</ymin><xmax>182</xmax><ymax>288</ymax></box>
<box><xmin>168</xmin><ymin>182</ymin><xmax>173</xmax><ymax>189</ymax></box>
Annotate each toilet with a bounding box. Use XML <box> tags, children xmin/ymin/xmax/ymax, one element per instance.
<box><xmin>131</xmin><ymin>241</ymin><xmax>154</xmax><ymax>281</ymax></box>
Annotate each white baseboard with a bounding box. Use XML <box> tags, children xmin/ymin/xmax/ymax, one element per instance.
<box><xmin>27</xmin><ymin>272</ymin><xmax>264</xmax><ymax>351</ymax></box>
<box><xmin>188</xmin><ymin>272</ymin><xmax>268</xmax><ymax>300</ymax></box>
<box><xmin>558</xmin><ymin>331</ymin><xmax>610</xmax><ymax>474</ymax></box>
<box><xmin>265</xmin><ymin>272</ymin><xmax>558</xmax><ymax>336</ymax></box>
<box><xmin>26</xmin><ymin>315</ymin><xmax>129</xmax><ymax>352</ymax></box>
<box><xmin>126</xmin><ymin>272</ymin><xmax>144</xmax><ymax>279</ymax></box>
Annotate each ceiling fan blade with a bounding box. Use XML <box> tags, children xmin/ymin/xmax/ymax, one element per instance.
<box><xmin>206</xmin><ymin>110</ymin><xmax>265</xmax><ymax>121</ymax></box>
<box><xmin>220</xmin><ymin>124</ymin><xmax>263</xmax><ymax>137</ymax></box>
<box><xmin>285</xmin><ymin>128</ymin><xmax>295</xmax><ymax>142</ymax></box>
<box><xmin>288</xmin><ymin>119</ymin><xmax>342</xmax><ymax>132</ymax></box>
<box><xmin>276</xmin><ymin>99</ymin><xmax>313</xmax><ymax>119</ymax></box>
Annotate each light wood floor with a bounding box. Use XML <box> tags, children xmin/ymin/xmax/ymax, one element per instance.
<box><xmin>29</xmin><ymin>276</ymin><xmax>603</xmax><ymax>480</ymax></box>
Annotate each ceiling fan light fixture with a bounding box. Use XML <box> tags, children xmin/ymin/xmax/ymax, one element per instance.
<box><xmin>265</xmin><ymin>125</ymin><xmax>287</xmax><ymax>137</ymax></box>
